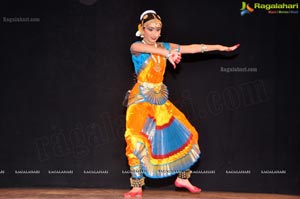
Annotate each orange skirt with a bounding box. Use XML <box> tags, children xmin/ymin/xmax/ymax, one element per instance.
<box><xmin>124</xmin><ymin>93</ymin><xmax>200</xmax><ymax>178</ymax></box>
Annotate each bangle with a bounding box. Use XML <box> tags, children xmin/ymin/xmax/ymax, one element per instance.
<box><xmin>177</xmin><ymin>44</ymin><xmax>181</xmax><ymax>52</ymax></box>
<box><xmin>201</xmin><ymin>44</ymin><xmax>207</xmax><ymax>53</ymax></box>
<box><xmin>166</xmin><ymin>51</ymin><xmax>171</xmax><ymax>59</ymax></box>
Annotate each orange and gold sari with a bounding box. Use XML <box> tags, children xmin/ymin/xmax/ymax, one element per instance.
<box><xmin>124</xmin><ymin>42</ymin><xmax>200</xmax><ymax>179</ymax></box>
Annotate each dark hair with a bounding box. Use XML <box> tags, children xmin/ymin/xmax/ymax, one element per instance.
<box><xmin>141</xmin><ymin>13</ymin><xmax>162</xmax><ymax>26</ymax></box>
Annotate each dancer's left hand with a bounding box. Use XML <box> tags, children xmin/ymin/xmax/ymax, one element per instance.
<box><xmin>220</xmin><ymin>44</ymin><xmax>240</xmax><ymax>52</ymax></box>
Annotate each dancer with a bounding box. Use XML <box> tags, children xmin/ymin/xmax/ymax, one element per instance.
<box><xmin>124</xmin><ymin>10</ymin><xmax>239</xmax><ymax>197</ymax></box>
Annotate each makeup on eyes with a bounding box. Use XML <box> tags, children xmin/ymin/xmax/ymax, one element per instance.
<box><xmin>144</xmin><ymin>27</ymin><xmax>161</xmax><ymax>32</ymax></box>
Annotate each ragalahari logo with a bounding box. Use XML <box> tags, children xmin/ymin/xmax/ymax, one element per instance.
<box><xmin>240</xmin><ymin>2</ymin><xmax>254</xmax><ymax>16</ymax></box>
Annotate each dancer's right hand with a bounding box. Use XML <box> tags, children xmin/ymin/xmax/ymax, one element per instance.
<box><xmin>168</xmin><ymin>51</ymin><xmax>182</xmax><ymax>69</ymax></box>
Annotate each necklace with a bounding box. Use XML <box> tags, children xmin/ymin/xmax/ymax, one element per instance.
<box><xmin>142</xmin><ymin>40</ymin><xmax>161</xmax><ymax>72</ymax></box>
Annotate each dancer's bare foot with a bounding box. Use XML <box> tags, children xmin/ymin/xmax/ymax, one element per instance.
<box><xmin>174</xmin><ymin>178</ymin><xmax>201</xmax><ymax>193</ymax></box>
<box><xmin>124</xmin><ymin>187</ymin><xmax>142</xmax><ymax>197</ymax></box>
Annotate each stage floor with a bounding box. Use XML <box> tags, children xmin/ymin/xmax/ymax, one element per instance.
<box><xmin>0</xmin><ymin>188</ymin><xmax>299</xmax><ymax>199</ymax></box>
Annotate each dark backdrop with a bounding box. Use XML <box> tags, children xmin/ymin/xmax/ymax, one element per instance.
<box><xmin>1</xmin><ymin>0</ymin><xmax>299</xmax><ymax>195</ymax></box>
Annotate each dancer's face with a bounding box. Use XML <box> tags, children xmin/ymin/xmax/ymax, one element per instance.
<box><xmin>143</xmin><ymin>21</ymin><xmax>162</xmax><ymax>45</ymax></box>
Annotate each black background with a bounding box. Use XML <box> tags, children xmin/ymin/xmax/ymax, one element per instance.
<box><xmin>1</xmin><ymin>0</ymin><xmax>299</xmax><ymax>195</ymax></box>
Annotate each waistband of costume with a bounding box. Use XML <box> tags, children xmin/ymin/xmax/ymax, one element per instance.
<box><xmin>138</xmin><ymin>80</ymin><xmax>163</xmax><ymax>88</ymax></box>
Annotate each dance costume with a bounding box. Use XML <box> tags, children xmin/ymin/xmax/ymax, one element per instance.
<box><xmin>124</xmin><ymin>41</ymin><xmax>200</xmax><ymax>180</ymax></box>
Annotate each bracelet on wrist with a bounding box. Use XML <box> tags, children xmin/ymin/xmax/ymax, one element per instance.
<box><xmin>166</xmin><ymin>51</ymin><xmax>171</xmax><ymax>59</ymax></box>
<box><xmin>201</xmin><ymin>44</ymin><xmax>207</xmax><ymax>53</ymax></box>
